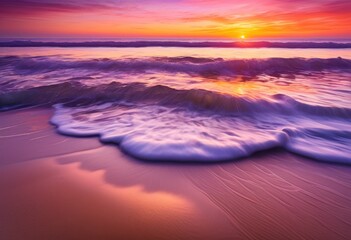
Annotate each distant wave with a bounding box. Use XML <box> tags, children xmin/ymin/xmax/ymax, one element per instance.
<box><xmin>1</xmin><ymin>41</ymin><xmax>351</xmax><ymax>48</ymax></box>
<box><xmin>1</xmin><ymin>56</ymin><xmax>350</xmax><ymax>77</ymax></box>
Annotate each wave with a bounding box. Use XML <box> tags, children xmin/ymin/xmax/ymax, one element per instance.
<box><xmin>1</xmin><ymin>56</ymin><xmax>351</xmax><ymax>77</ymax></box>
<box><xmin>1</xmin><ymin>41</ymin><xmax>351</xmax><ymax>48</ymax></box>
<box><xmin>1</xmin><ymin>80</ymin><xmax>350</xmax><ymax>163</ymax></box>
<box><xmin>50</xmin><ymin>101</ymin><xmax>351</xmax><ymax>164</ymax></box>
<box><xmin>1</xmin><ymin>52</ymin><xmax>350</xmax><ymax>164</ymax></box>
<box><xmin>1</xmin><ymin>81</ymin><xmax>351</xmax><ymax>119</ymax></box>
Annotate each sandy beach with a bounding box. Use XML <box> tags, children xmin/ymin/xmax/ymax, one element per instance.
<box><xmin>1</xmin><ymin>108</ymin><xmax>351</xmax><ymax>240</ymax></box>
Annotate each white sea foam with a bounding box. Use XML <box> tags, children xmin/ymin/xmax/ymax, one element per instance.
<box><xmin>51</xmin><ymin>101</ymin><xmax>351</xmax><ymax>163</ymax></box>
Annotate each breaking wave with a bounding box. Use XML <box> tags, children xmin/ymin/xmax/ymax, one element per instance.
<box><xmin>1</xmin><ymin>81</ymin><xmax>351</xmax><ymax>118</ymax></box>
<box><xmin>1</xmin><ymin>81</ymin><xmax>350</xmax><ymax>163</ymax></box>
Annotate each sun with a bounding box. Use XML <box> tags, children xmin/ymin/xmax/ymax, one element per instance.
<box><xmin>240</xmin><ymin>35</ymin><xmax>246</xmax><ymax>39</ymax></box>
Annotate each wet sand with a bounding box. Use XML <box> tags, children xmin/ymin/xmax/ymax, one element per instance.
<box><xmin>0</xmin><ymin>108</ymin><xmax>351</xmax><ymax>240</ymax></box>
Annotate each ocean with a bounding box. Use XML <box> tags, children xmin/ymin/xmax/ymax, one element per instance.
<box><xmin>0</xmin><ymin>41</ymin><xmax>350</xmax><ymax>163</ymax></box>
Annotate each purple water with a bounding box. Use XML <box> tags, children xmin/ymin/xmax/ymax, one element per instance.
<box><xmin>1</xmin><ymin>42</ymin><xmax>350</xmax><ymax>163</ymax></box>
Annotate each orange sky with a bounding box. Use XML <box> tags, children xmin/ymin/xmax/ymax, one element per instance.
<box><xmin>0</xmin><ymin>0</ymin><xmax>350</xmax><ymax>39</ymax></box>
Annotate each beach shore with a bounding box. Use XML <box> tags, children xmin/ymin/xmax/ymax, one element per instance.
<box><xmin>1</xmin><ymin>108</ymin><xmax>351</xmax><ymax>240</ymax></box>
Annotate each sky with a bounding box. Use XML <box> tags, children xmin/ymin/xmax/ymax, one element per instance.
<box><xmin>0</xmin><ymin>0</ymin><xmax>350</xmax><ymax>40</ymax></box>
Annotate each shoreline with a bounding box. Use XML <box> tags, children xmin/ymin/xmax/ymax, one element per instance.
<box><xmin>1</xmin><ymin>108</ymin><xmax>351</xmax><ymax>240</ymax></box>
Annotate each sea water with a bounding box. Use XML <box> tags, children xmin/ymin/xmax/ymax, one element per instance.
<box><xmin>0</xmin><ymin>42</ymin><xmax>350</xmax><ymax>163</ymax></box>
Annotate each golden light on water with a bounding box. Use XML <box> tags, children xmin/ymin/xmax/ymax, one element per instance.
<box><xmin>201</xmin><ymin>76</ymin><xmax>315</xmax><ymax>100</ymax></box>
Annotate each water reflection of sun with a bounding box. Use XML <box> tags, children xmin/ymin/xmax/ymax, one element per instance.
<box><xmin>202</xmin><ymin>76</ymin><xmax>314</xmax><ymax>100</ymax></box>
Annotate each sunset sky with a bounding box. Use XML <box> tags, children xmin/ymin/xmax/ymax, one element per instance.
<box><xmin>0</xmin><ymin>0</ymin><xmax>350</xmax><ymax>39</ymax></box>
